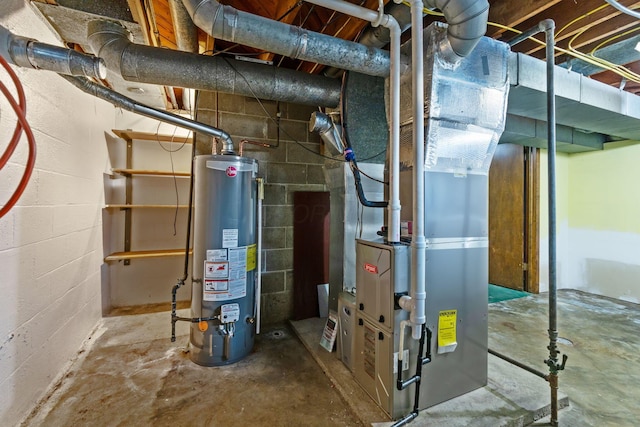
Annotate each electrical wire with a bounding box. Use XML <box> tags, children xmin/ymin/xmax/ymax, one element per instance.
<box><xmin>401</xmin><ymin>1</ymin><xmax>640</xmax><ymax>83</ymax></box>
<box><xmin>154</xmin><ymin>121</ymin><xmax>188</xmax><ymax>236</ymax></box>
<box><xmin>353</xmin><ymin>164</ymin><xmax>388</xmax><ymax>184</ymax></box>
<box><xmin>592</xmin><ymin>26</ymin><xmax>640</xmax><ymax>55</ymax></box>
<box><xmin>605</xmin><ymin>0</ymin><xmax>640</xmax><ymax>20</ymax></box>
<box><xmin>0</xmin><ymin>55</ymin><xmax>36</xmax><ymax>219</ymax></box>
<box><xmin>218</xmin><ymin>56</ymin><xmax>355</xmax><ymax>164</ymax></box>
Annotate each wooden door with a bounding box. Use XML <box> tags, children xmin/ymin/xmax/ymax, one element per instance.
<box><xmin>489</xmin><ymin>144</ymin><xmax>539</xmax><ymax>292</ymax></box>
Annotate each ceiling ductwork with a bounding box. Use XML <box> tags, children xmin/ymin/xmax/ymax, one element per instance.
<box><xmin>424</xmin><ymin>0</ymin><xmax>489</xmax><ymax>62</ymax></box>
<box><xmin>0</xmin><ymin>24</ymin><xmax>105</xmax><ymax>80</ymax></box>
<box><xmin>86</xmin><ymin>20</ymin><xmax>341</xmax><ymax>107</ymax></box>
<box><xmin>168</xmin><ymin>0</ymin><xmax>199</xmax><ymax>53</ymax></box>
<box><xmin>181</xmin><ymin>0</ymin><xmax>398</xmax><ymax>77</ymax></box>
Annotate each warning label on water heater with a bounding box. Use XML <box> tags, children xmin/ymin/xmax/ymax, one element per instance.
<box><xmin>203</xmin><ymin>246</ymin><xmax>251</xmax><ymax>301</ymax></box>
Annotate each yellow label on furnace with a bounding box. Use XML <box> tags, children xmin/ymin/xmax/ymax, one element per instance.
<box><xmin>438</xmin><ymin>310</ymin><xmax>457</xmax><ymax>348</ymax></box>
<box><xmin>247</xmin><ymin>244</ymin><xmax>257</xmax><ymax>271</ymax></box>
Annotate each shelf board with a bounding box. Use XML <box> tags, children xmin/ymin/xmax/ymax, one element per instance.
<box><xmin>105</xmin><ymin>249</ymin><xmax>192</xmax><ymax>262</ymax></box>
<box><xmin>105</xmin><ymin>204</ymin><xmax>191</xmax><ymax>209</ymax></box>
<box><xmin>112</xmin><ymin>168</ymin><xmax>191</xmax><ymax>177</ymax></box>
<box><xmin>112</xmin><ymin>129</ymin><xmax>192</xmax><ymax>144</ymax></box>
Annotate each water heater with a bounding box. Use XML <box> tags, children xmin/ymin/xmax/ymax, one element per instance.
<box><xmin>190</xmin><ymin>154</ymin><xmax>258</xmax><ymax>366</ymax></box>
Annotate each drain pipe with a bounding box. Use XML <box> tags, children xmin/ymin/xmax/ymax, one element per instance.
<box><xmin>397</xmin><ymin>0</ymin><xmax>427</xmax><ymax>341</ymax></box>
<box><xmin>86</xmin><ymin>20</ymin><xmax>341</xmax><ymax>107</ymax></box>
<box><xmin>181</xmin><ymin>0</ymin><xmax>397</xmax><ymax>78</ymax></box>
<box><xmin>256</xmin><ymin>178</ymin><xmax>264</xmax><ymax>334</ymax></box>
<box><xmin>304</xmin><ymin>0</ymin><xmax>401</xmax><ymax>244</ymax></box>
<box><xmin>0</xmin><ymin>25</ymin><xmax>105</xmax><ymax>80</ymax></box>
<box><xmin>61</xmin><ymin>75</ymin><xmax>234</xmax><ymax>153</ymax></box>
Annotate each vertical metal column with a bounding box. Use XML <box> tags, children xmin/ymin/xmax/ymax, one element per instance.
<box><xmin>508</xmin><ymin>19</ymin><xmax>568</xmax><ymax>426</ymax></box>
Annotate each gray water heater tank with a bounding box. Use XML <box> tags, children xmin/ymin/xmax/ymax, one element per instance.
<box><xmin>190</xmin><ymin>154</ymin><xmax>258</xmax><ymax>366</ymax></box>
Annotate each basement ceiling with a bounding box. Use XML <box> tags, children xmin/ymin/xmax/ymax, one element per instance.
<box><xmin>30</xmin><ymin>0</ymin><xmax>640</xmax><ymax>151</ymax></box>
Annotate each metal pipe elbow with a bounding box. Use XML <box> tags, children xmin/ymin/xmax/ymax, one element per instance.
<box><xmin>424</xmin><ymin>0</ymin><xmax>489</xmax><ymax>60</ymax></box>
<box><xmin>87</xmin><ymin>20</ymin><xmax>132</xmax><ymax>77</ymax></box>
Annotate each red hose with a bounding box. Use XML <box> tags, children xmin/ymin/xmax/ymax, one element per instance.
<box><xmin>0</xmin><ymin>55</ymin><xmax>26</xmax><ymax>169</ymax></box>
<box><xmin>0</xmin><ymin>55</ymin><xmax>36</xmax><ymax>219</ymax></box>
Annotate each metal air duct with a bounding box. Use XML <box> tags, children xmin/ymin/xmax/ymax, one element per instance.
<box><xmin>424</xmin><ymin>0</ymin><xmax>489</xmax><ymax>62</ymax></box>
<box><xmin>181</xmin><ymin>0</ymin><xmax>396</xmax><ymax>78</ymax></box>
<box><xmin>0</xmin><ymin>25</ymin><xmax>105</xmax><ymax>80</ymax></box>
<box><xmin>86</xmin><ymin>20</ymin><xmax>341</xmax><ymax>107</ymax></box>
<box><xmin>168</xmin><ymin>0</ymin><xmax>199</xmax><ymax>53</ymax></box>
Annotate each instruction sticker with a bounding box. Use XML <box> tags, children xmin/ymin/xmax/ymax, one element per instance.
<box><xmin>222</xmin><ymin>229</ymin><xmax>238</xmax><ymax>248</ymax></box>
<box><xmin>246</xmin><ymin>244</ymin><xmax>257</xmax><ymax>271</ymax></box>
<box><xmin>204</xmin><ymin>261</ymin><xmax>229</xmax><ymax>279</ymax></box>
<box><xmin>202</xmin><ymin>245</ymin><xmax>249</xmax><ymax>301</ymax></box>
<box><xmin>207</xmin><ymin>249</ymin><xmax>228</xmax><ymax>262</ymax></box>
<box><xmin>438</xmin><ymin>309</ymin><xmax>458</xmax><ymax>354</ymax></box>
<box><xmin>203</xmin><ymin>280</ymin><xmax>229</xmax><ymax>301</ymax></box>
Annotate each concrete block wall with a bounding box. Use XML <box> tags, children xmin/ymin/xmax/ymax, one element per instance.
<box><xmin>196</xmin><ymin>92</ymin><xmax>327</xmax><ymax>324</ymax></box>
<box><xmin>0</xmin><ymin>3</ymin><xmax>116</xmax><ymax>424</ymax></box>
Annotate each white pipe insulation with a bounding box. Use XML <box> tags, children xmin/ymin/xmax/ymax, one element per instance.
<box><xmin>304</xmin><ymin>0</ymin><xmax>402</xmax><ymax>244</ymax></box>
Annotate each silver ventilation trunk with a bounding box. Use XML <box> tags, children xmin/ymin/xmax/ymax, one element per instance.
<box><xmin>86</xmin><ymin>20</ymin><xmax>341</xmax><ymax>107</ymax></box>
<box><xmin>0</xmin><ymin>24</ymin><xmax>105</xmax><ymax>80</ymax></box>
<box><xmin>181</xmin><ymin>0</ymin><xmax>397</xmax><ymax>78</ymax></box>
<box><xmin>424</xmin><ymin>0</ymin><xmax>489</xmax><ymax>62</ymax></box>
<box><xmin>398</xmin><ymin>22</ymin><xmax>509</xmax><ymax>175</ymax></box>
<box><xmin>168</xmin><ymin>0</ymin><xmax>199</xmax><ymax>53</ymax></box>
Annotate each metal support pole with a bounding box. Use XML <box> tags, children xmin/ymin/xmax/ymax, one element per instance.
<box><xmin>507</xmin><ymin>19</ymin><xmax>567</xmax><ymax>426</ymax></box>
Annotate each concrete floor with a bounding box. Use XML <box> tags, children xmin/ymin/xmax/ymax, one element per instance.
<box><xmin>22</xmin><ymin>290</ymin><xmax>640</xmax><ymax>426</ymax></box>
<box><xmin>22</xmin><ymin>310</ymin><xmax>362</xmax><ymax>427</ymax></box>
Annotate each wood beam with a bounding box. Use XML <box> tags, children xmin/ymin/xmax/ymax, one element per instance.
<box><xmin>509</xmin><ymin>0</ymin><xmax>640</xmax><ymax>57</ymax></box>
<box><xmin>488</xmin><ymin>0</ymin><xmax>562</xmax><ymax>37</ymax></box>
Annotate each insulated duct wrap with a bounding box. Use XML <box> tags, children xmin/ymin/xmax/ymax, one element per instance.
<box><xmin>397</xmin><ymin>23</ymin><xmax>509</xmax><ymax>176</ymax></box>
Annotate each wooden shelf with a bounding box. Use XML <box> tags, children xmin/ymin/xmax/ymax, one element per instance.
<box><xmin>105</xmin><ymin>248</ymin><xmax>192</xmax><ymax>262</ymax></box>
<box><xmin>112</xmin><ymin>168</ymin><xmax>190</xmax><ymax>177</ymax></box>
<box><xmin>112</xmin><ymin>129</ymin><xmax>192</xmax><ymax>144</ymax></box>
<box><xmin>106</xmin><ymin>204</ymin><xmax>191</xmax><ymax>209</ymax></box>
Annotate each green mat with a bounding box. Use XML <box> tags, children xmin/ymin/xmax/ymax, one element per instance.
<box><xmin>488</xmin><ymin>284</ymin><xmax>530</xmax><ymax>303</ymax></box>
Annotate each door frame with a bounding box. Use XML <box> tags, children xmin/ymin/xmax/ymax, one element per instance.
<box><xmin>524</xmin><ymin>146</ymin><xmax>540</xmax><ymax>293</ymax></box>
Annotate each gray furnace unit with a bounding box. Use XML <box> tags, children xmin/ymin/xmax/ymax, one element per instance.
<box><xmin>352</xmin><ymin>24</ymin><xmax>510</xmax><ymax>419</ymax></box>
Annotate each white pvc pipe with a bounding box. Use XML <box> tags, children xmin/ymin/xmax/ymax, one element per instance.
<box><xmin>305</xmin><ymin>0</ymin><xmax>402</xmax><ymax>244</ymax></box>
<box><xmin>256</xmin><ymin>178</ymin><xmax>264</xmax><ymax>334</ymax></box>
<box><xmin>387</xmin><ymin>16</ymin><xmax>402</xmax><ymax>244</ymax></box>
<box><xmin>398</xmin><ymin>320</ymin><xmax>411</xmax><ymax>360</ymax></box>
<box><xmin>305</xmin><ymin>0</ymin><xmax>381</xmax><ymax>23</ymax></box>
<box><xmin>605</xmin><ymin>0</ymin><xmax>640</xmax><ymax>20</ymax></box>
<box><xmin>410</xmin><ymin>0</ymin><xmax>427</xmax><ymax>340</ymax></box>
